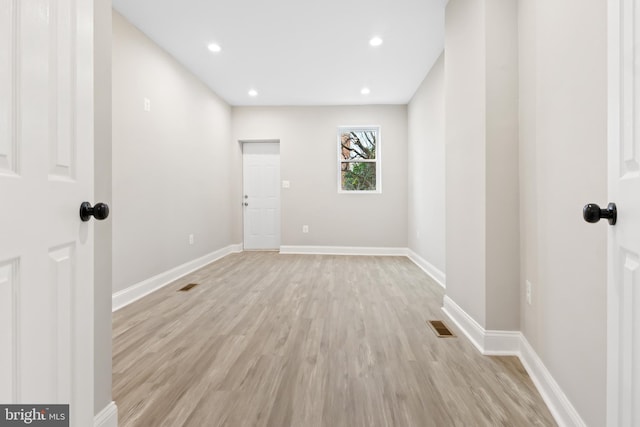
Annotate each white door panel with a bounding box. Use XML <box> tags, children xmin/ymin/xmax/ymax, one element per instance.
<box><xmin>608</xmin><ymin>1</ymin><xmax>640</xmax><ymax>425</ymax></box>
<box><xmin>49</xmin><ymin>244</ymin><xmax>74</xmax><ymax>403</ymax></box>
<box><xmin>0</xmin><ymin>0</ymin><xmax>94</xmax><ymax>425</ymax></box>
<box><xmin>0</xmin><ymin>260</ymin><xmax>17</xmax><ymax>402</ymax></box>
<box><xmin>248</xmin><ymin>208</ymin><xmax>261</xmax><ymax>235</ymax></box>
<box><xmin>263</xmin><ymin>166</ymin><xmax>279</xmax><ymax>197</ymax></box>
<box><xmin>0</xmin><ymin>0</ymin><xmax>16</xmax><ymax>176</ymax></box>
<box><xmin>243</xmin><ymin>142</ymin><xmax>281</xmax><ymax>250</ymax></box>
<box><xmin>264</xmin><ymin>209</ymin><xmax>277</xmax><ymax>235</ymax></box>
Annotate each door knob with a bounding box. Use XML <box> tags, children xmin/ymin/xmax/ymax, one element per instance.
<box><xmin>79</xmin><ymin>202</ymin><xmax>110</xmax><ymax>222</ymax></box>
<box><xmin>583</xmin><ymin>202</ymin><xmax>617</xmax><ymax>225</ymax></box>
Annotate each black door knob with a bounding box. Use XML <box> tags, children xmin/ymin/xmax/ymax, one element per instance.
<box><xmin>80</xmin><ymin>202</ymin><xmax>110</xmax><ymax>222</ymax></box>
<box><xmin>583</xmin><ymin>202</ymin><xmax>617</xmax><ymax>225</ymax></box>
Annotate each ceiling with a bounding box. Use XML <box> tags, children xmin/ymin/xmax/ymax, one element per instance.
<box><xmin>112</xmin><ymin>0</ymin><xmax>446</xmax><ymax>106</ymax></box>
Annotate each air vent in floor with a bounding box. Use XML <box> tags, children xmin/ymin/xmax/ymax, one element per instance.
<box><xmin>178</xmin><ymin>283</ymin><xmax>199</xmax><ymax>292</ymax></box>
<box><xmin>428</xmin><ymin>320</ymin><xmax>456</xmax><ymax>338</ymax></box>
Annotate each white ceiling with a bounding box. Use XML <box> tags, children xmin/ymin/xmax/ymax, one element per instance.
<box><xmin>112</xmin><ymin>0</ymin><xmax>446</xmax><ymax>106</ymax></box>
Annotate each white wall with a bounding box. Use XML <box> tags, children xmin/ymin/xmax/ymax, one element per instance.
<box><xmin>112</xmin><ymin>11</ymin><xmax>236</xmax><ymax>294</ymax></box>
<box><xmin>94</xmin><ymin>0</ymin><xmax>112</xmax><ymax>415</ymax></box>
<box><xmin>444</xmin><ymin>0</ymin><xmax>519</xmax><ymax>331</ymax></box>
<box><xmin>444</xmin><ymin>0</ymin><xmax>488</xmax><ymax>325</ymax></box>
<box><xmin>407</xmin><ymin>53</ymin><xmax>446</xmax><ymax>279</ymax></box>
<box><xmin>518</xmin><ymin>0</ymin><xmax>607</xmax><ymax>424</ymax></box>
<box><xmin>232</xmin><ymin>106</ymin><xmax>408</xmax><ymax>248</ymax></box>
<box><xmin>484</xmin><ymin>0</ymin><xmax>519</xmax><ymax>331</ymax></box>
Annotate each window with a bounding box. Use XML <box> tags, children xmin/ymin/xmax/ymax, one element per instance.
<box><xmin>338</xmin><ymin>126</ymin><xmax>381</xmax><ymax>193</ymax></box>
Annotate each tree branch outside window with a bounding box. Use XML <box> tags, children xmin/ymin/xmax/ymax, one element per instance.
<box><xmin>338</xmin><ymin>126</ymin><xmax>380</xmax><ymax>193</ymax></box>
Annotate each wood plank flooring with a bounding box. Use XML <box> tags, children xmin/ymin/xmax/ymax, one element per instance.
<box><xmin>113</xmin><ymin>252</ymin><xmax>557</xmax><ymax>427</ymax></box>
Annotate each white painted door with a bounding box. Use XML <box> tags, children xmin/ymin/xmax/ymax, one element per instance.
<box><xmin>243</xmin><ymin>142</ymin><xmax>281</xmax><ymax>250</ymax></box>
<box><xmin>0</xmin><ymin>0</ymin><xmax>94</xmax><ymax>425</ymax></box>
<box><xmin>608</xmin><ymin>1</ymin><xmax>640</xmax><ymax>425</ymax></box>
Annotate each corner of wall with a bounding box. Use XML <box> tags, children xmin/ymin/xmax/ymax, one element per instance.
<box><xmin>407</xmin><ymin>52</ymin><xmax>446</xmax><ymax>284</ymax></box>
<box><xmin>442</xmin><ymin>295</ymin><xmax>587</xmax><ymax>427</ymax></box>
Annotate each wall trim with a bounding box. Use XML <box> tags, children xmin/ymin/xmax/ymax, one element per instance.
<box><xmin>442</xmin><ymin>295</ymin><xmax>586</xmax><ymax>427</ymax></box>
<box><xmin>94</xmin><ymin>402</ymin><xmax>118</xmax><ymax>427</ymax></box>
<box><xmin>238</xmin><ymin>138</ymin><xmax>280</xmax><ymax>144</ymax></box>
<box><xmin>441</xmin><ymin>295</ymin><xmax>488</xmax><ymax>353</ymax></box>
<box><xmin>112</xmin><ymin>244</ymin><xmax>243</xmax><ymax>312</ymax></box>
<box><xmin>484</xmin><ymin>330</ymin><xmax>522</xmax><ymax>355</ymax></box>
<box><xmin>518</xmin><ymin>336</ymin><xmax>587</xmax><ymax>427</ymax></box>
<box><xmin>279</xmin><ymin>245</ymin><xmax>408</xmax><ymax>256</ymax></box>
<box><xmin>407</xmin><ymin>249</ymin><xmax>446</xmax><ymax>288</ymax></box>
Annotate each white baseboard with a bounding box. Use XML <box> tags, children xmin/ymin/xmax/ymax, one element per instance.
<box><xmin>518</xmin><ymin>336</ymin><xmax>587</xmax><ymax>427</ymax></box>
<box><xmin>279</xmin><ymin>245</ymin><xmax>408</xmax><ymax>256</ymax></box>
<box><xmin>442</xmin><ymin>295</ymin><xmax>489</xmax><ymax>353</ymax></box>
<box><xmin>484</xmin><ymin>329</ymin><xmax>522</xmax><ymax>355</ymax></box>
<box><xmin>407</xmin><ymin>249</ymin><xmax>446</xmax><ymax>288</ymax></box>
<box><xmin>94</xmin><ymin>402</ymin><xmax>118</xmax><ymax>427</ymax></box>
<box><xmin>442</xmin><ymin>295</ymin><xmax>586</xmax><ymax>427</ymax></box>
<box><xmin>112</xmin><ymin>243</ymin><xmax>243</xmax><ymax>312</ymax></box>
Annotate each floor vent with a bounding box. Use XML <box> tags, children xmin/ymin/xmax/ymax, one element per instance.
<box><xmin>178</xmin><ymin>283</ymin><xmax>199</xmax><ymax>292</ymax></box>
<box><xmin>428</xmin><ymin>320</ymin><xmax>456</xmax><ymax>338</ymax></box>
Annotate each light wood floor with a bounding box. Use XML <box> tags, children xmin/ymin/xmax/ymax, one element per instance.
<box><xmin>113</xmin><ymin>252</ymin><xmax>557</xmax><ymax>427</ymax></box>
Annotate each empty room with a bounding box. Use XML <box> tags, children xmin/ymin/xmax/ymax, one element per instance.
<box><xmin>2</xmin><ymin>0</ymin><xmax>636</xmax><ymax>426</ymax></box>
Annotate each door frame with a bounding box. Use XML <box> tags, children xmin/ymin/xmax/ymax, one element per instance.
<box><xmin>607</xmin><ymin>0</ymin><xmax>636</xmax><ymax>425</ymax></box>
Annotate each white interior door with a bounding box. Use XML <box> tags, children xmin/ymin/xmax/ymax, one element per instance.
<box><xmin>608</xmin><ymin>1</ymin><xmax>640</xmax><ymax>425</ymax></box>
<box><xmin>243</xmin><ymin>142</ymin><xmax>281</xmax><ymax>250</ymax></box>
<box><xmin>0</xmin><ymin>0</ymin><xmax>94</xmax><ymax>425</ymax></box>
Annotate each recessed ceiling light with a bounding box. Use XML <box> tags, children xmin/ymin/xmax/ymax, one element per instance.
<box><xmin>207</xmin><ymin>43</ymin><xmax>222</xmax><ymax>53</ymax></box>
<box><xmin>361</xmin><ymin>87</ymin><xmax>371</xmax><ymax>95</ymax></box>
<box><xmin>369</xmin><ymin>37</ymin><xmax>383</xmax><ymax>47</ymax></box>
<box><xmin>248</xmin><ymin>89</ymin><xmax>258</xmax><ymax>97</ymax></box>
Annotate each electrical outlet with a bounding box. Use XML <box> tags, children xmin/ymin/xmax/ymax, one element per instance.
<box><xmin>526</xmin><ymin>280</ymin><xmax>532</xmax><ymax>305</ymax></box>
<box><xmin>144</xmin><ymin>98</ymin><xmax>151</xmax><ymax>112</ymax></box>
<box><xmin>282</xmin><ymin>180</ymin><xmax>290</xmax><ymax>188</ymax></box>
<box><xmin>189</xmin><ymin>234</ymin><xmax>194</xmax><ymax>245</ymax></box>
<box><xmin>302</xmin><ymin>225</ymin><xmax>309</xmax><ymax>233</ymax></box>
